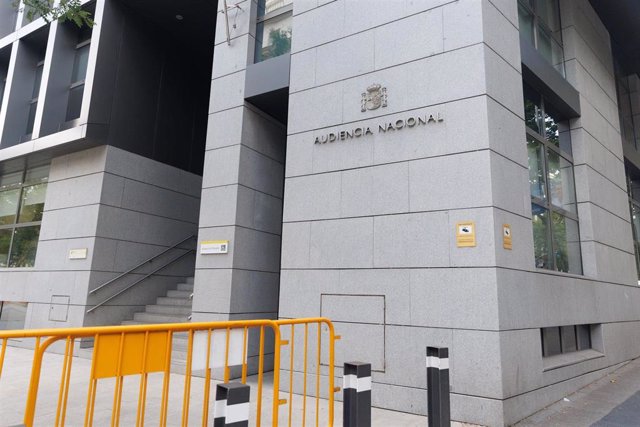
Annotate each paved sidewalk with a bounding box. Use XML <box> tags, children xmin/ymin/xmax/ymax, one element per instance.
<box><xmin>516</xmin><ymin>358</ymin><xmax>640</xmax><ymax>426</ymax></box>
<box><xmin>0</xmin><ymin>346</ymin><xmax>471</xmax><ymax>426</ymax></box>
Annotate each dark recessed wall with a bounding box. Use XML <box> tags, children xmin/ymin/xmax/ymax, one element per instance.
<box><xmin>89</xmin><ymin>0</ymin><xmax>214</xmax><ymax>175</ymax></box>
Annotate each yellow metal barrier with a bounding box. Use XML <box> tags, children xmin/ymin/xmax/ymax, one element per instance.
<box><xmin>0</xmin><ymin>317</ymin><xmax>338</xmax><ymax>426</ymax></box>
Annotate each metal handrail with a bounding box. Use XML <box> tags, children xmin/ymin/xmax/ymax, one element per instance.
<box><xmin>89</xmin><ymin>234</ymin><xmax>195</xmax><ymax>295</ymax></box>
<box><xmin>86</xmin><ymin>249</ymin><xmax>195</xmax><ymax>313</ymax></box>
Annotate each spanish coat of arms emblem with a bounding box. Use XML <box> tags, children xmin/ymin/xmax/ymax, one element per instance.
<box><xmin>361</xmin><ymin>83</ymin><xmax>387</xmax><ymax>112</ymax></box>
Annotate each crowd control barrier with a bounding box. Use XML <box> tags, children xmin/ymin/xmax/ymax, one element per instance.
<box><xmin>0</xmin><ymin>317</ymin><xmax>339</xmax><ymax>426</ymax></box>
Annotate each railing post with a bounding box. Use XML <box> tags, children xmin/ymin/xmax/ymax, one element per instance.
<box><xmin>213</xmin><ymin>382</ymin><xmax>250</xmax><ymax>427</ymax></box>
<box><xmin>343</xmin><ymin>361</ymin><xmax>371</xmax><ymax>427</ymax></box>
<box><xmin>426</xmin><ymin>346</ymin><xmax>450</xmax><ymax>427</ymax></box>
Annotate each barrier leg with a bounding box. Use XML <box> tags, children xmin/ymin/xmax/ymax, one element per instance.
<box><xmin>213</xmin><ymin>382</ymin><xmax>250</xmax><ymax>427</ymax></box>
<box><xmin>343</xmin><ymin>362</ymin><xmax>371</xmax><ymax>427</ymax></box>
<box><xmin>426</xmin><ymin>346</ymin><xmax>450</xmax><ymax>427</ymax></box>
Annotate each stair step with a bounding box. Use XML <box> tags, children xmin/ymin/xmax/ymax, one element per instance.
<box><xmin>177</xmin><ymin>283</ymin><xmax>194</xmax><ymax>292</ymax></box>
<box><xmin>185</xmin><ymin>277</ymin><xmax>194</xmax><ymax>285</ymax></box>
<box><xmin>133</xmin><ymin>312</ymin><xmax>189</xmax><ymax>324</ymax></box>
<box><xmin>146</xmin><ymin>304</ymin><xmax>192</xmax><ymax>316</ymax></box>
<box><xmin>157</xmin><ymin>296</ymin><xmax>192</xmax><ymax>306</ymax></box>
<box><xmin>167</xmin><ymin>290</ymin><xmax>192</xmax><ymax>298</ymax></box>
<box><xmin>122</xmin><ymin>320</ymin><xmax>145</xmax><ymax>326</ymax></box>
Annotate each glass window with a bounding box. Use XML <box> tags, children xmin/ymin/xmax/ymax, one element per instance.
<box><xmin>26</xmin><ymin>101</ymin><xmax>37</xmax><ymax>136</ymax></box>
<box><xmin>0</xmin><ymin>171</ymin><xmax>22</xmax><ymax>189</ymax></box>
<box><xmin>66</xmin><ymin>84</ymin><xmax>84</xmax><ymax>121</ymax></box>
<box><xmin>0</xmin><ymin>189</ymin><xmax>20</xmax><ymax>225</ymax></box>
<box><xmin>8</xmin><ymin>226</ymin><xmax>40</xmax><ymax>267</ymax></box>
<box><xmin>518</xmin><ymin>0</ymin><xmax>565</xmax><ymax>77</ymax></box>
<box><xmin>18</xmin><ymin>184</ymin><xmax>47</xmax><ymax>223</ymax></box>
<box><xmin>576</xmin><ymin>325</ymin><xmax>591</xmax><ymax>350</ymax></box>
<box><xmin>527</xmin><ymin>138</ymin><xmax>546</xmax><ymax>200</ymax></box>
<box><xmin>542</xmin><ymin>327</ymin><xmax>561</xmax><ymax>357</ymax></box>
<box><xmin>532</xmin><ymin>203</ymin><xmax>551</xmax><ymax>269</ymax></box>
<box><xmin>518</xmin><ymin>3</ymin><xmax>535</xmax><ymax>45</ymax></box>
<box><xmin>547</xmin><ymin>150</ymin><xmax>576</xmax><ymax>215</ymax></box>
<box><xmin>627</xmin><ymin>174</ymin><xmax>640</xmax><ymax>281</ymax></box>
<box><xmin>524</xmin><ymin>85</ymin><xmax>581</xmax><ymax>274</ymax></box>
<box><xmin>255</xmin><ymin>0</ymin><xmax>292</xmax><ymax>63</ymax></box>
<box><xmin>259</xmin><ymin>0</ymin><xmax>293</xmax><ymax>16</ymax></box>
<box><xmin>524</xmin><ymin>85</ymin><xmax>543</xmax><ymax>133</ymax></box>
<box><xmin>542</xmin><ymin>324</ymin><xmax>593</xmax><ymax>357</ymax></box>
<box><xmin>255</xmin><ymin>12</ymin><xmax>292</xmax><ymax>62</ymax></box>
<box><xmin>0</xmin><ymin>301</ymin><xmax>28</xmax><ymax>330</ymax></box>
<box><xmin>71</xmin><ymin>44</ymin><xmax>90</xmax><ymax>83</ymax></box>
<box><xmin>32</xmin><ymin>62</ymin><xmax>43</xmax><ymax>99</ymax></box>
<box><xmin>536</xmin><ymin>0</ymin><xmax>560</xmax><ymax>32</ymax></box>
<box><xmin>0</xmin><ymin>165</ymin><xmax>49</xmax><ymax>268</ymax></box>
<box><xmin>0</xmin><ymin>229</ymin><xmax>11</xmax><ymax>267</ymax></box>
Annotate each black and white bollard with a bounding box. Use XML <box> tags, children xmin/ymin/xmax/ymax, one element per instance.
<box><xmin>426</xmin><ymin>347</ymin><xmax>450</xmax><ymax>427</ymax></box>
<box><xmin>343</xmin><ymin>362</ymin><xmax>372</xmax><ymax>427</ymax></box>
<box><xmin>213</xmin><ymin>382</ymin><xmax>250</xmax><ymax>427</ymax></box>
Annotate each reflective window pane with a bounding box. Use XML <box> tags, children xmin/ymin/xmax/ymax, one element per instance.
<box><xmin>0</xmin><ymin>229</ymin><xmax>11</xmax><ymax>267</ymax></box>
<box><xmin>18</xmin><ymin>184</ymin><xmax>47</xmax><ymax>223</ymax></box>
<box><xmin>26</xmin><ymin>101</ymin><xmax>37</xmax><ymax>136</ymax></box>
<box><xmin>537</xmin><ymin>25</ymin><xmax>553</xmax><ymax>64</ymax></box>
<box><xmin>0</xmin><ymin>171</ymin><xmax>22</xmax><ymax>189</ymax></box>
<box><xmin>259</xmin><ymin>0</ymin><xmax>293</xmax><ymax>16</ymax></box>
<box><xmin>544</xmin><ymin>111</ymin><xmax>560</xmax><ymax>147</ymax></box>
<box><xmin>255</xmin><ymin>12</ymin><xmax>292</xmax><ymax>62</ymax></box>
<box><xmin>551</xmin><ymin>36</ymin><xmax>565</xmax><ymax>77</ymax></box>
<box><xmin>552</xmin><ymin>213</ymin><xmax>582</xmax><ymax>274</ymax></box>
<box><xmin>532</xmin><ymin>203</ymin><xmax>551</xmax><ymax>269</ymax></box>
<box><xmin>0</xmin><ymin>301</ymin><xmax>28</xmax><ymax>330</ymax></box>
<box><xmin>576</xmin><ymin>325</ymin><xmax>591</xmax><ymax>350</ymax></box>
<box><xmin>8</xmin><ymin>225</ymin><xmax>40</xmax><ymax>267</ymax></box>
<box><xmin>0</xmin><ymin>189</ymin><xmax>20</xmax><ymax>225</ymax></box>
<box><xmin>527</xmin><ymin>137</ymin><xmax>546</xmax><ymax>200</ymax></box>
<box><xmin>24</xmin><ymin>164</ymin><xmax>49</xmax><ymax>185</ymax></box>
<box><xmin>32</xmin><ymin>63</ymin><xmax>43</xmax><ymax>99</ymax></box>
<box><xmin>547</xmin><ymin>149</ymin><xmax>577</xmax><ymax>214</ymax></box>
<box><xmin>524</xmin><ymin>85</ymin><xmax>543</xmax><ymax>133</ymax></box>
<box><xmin>71</xmin><ymin>44</ymin><xmax>90</xmax><ymax>83</ymax></box>
<box><xmin>632</xmin><ymin>204</ymin><xmax>640</xmax><ymax>243</ymax></box>
<box><xmin>560</xmin><ymin>325</ymin><xmax>577</xmax><ymax>353</ymax></box>
<box><xmin>518</xmin><ymin>2</ymin><xmax>535</xmax><ymax>45</ymax></box>
<box><xmin>536</xmin><ymin>0</ymin><xmax>560</xmax><ymax>32</ymax></box>
<box><xmin>542</xmin><ymin>327</ymin><xmax>561</xmax><ymax>357</ymax></box>
<box><xmin>66</xmin><ymin>84</ymin><xmax>84</xmax><ymax>121</ymax></box>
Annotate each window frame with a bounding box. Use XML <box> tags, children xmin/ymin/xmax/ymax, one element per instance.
<box><xmin>525</xmin><ymin>87</ymin><xmax>582</xmax><ymax>274</ymax></box>
<box><xmin>0</xmin><ymin>165</ymin><xmax>48</xmax><ymax>268</ymax></box>
<box><xmin>254</xmin><ymin>0</ymin><xmax>293</xmax><ymax>63</ymax></box>
<box><xmin>65</xmin><ymin>37</ymin><xmax>91</xmax><ymax>122</ymax></box>
<box><xmin>518</xmin><ymin>0</ymin><xmax>565</xmax><ymax>77</ymax></box>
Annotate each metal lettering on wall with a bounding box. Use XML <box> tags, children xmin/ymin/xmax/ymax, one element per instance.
<box><xmin>315</xmin><ymin>83</ymin><xmax>444</xmax><ymax>145</ymax></box>
<box><xmin>313</xmin><ymin>113</ymin><xmax>443</xmax><ymax>145</ymax></box>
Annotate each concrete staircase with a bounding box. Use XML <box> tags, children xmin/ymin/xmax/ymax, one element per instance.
<box><xmin>121</xmin><ymin>277</ymin><xmax>194</xmax><ymax>372</ymax></box>
<box><xmin>121</xmin><ymin>277</ymin><xmax>194</xmax><ymax>326</ymax></box>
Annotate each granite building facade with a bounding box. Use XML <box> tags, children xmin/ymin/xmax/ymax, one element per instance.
<box><xmin>0</xmin><ymin>0</ymin><xmax>639</xmax><ymax>424</ymax></box>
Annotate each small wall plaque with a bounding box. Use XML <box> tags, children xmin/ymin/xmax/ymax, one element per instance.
<box><xmin>456</xmin><ymin>222</ymin><xmax>476</xmax><ymax>247</ymax></box>
<box><xmin>503</xmin><ymin>224</ymin><xmax>512</xmax><ymax>250</ymax></box>
<box><xmin>200</xmin><ymin>240</ymin><xmax>229</xmax><ymax>255</ymax></box>
<box><xmin>69</xmin><ymin>248</ymin><xmax>88</xmax><ymax>260</ymax></box>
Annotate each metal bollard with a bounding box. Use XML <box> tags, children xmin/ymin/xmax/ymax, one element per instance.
<box><xmin>213</xmin><ymin>382</ymin><xmax>250</xmax><ymax>427</ymax></box>
<box><xmin>426</xmin><ymin>346</ymin><xmax>450</xmax><ymax>427</ymax></box>
<box><xmin>343</xmin><ymin>361</ymin><xmax>372</xmax><ymax>427</ymax></box>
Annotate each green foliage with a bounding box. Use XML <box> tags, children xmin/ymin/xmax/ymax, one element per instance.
<box><xmin>14</xmin><ymin>0</ymin><xmax>94</xmax><ymax>27</ymax></box>
<box><xmin>267</xmin><ymin>27</ymin><xmax>291</xmax><ymax>58</ymax></box>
